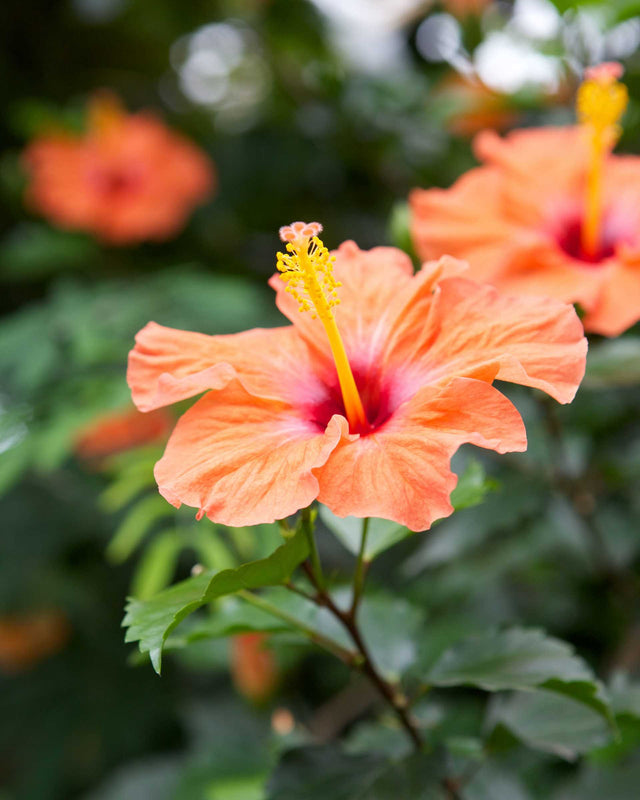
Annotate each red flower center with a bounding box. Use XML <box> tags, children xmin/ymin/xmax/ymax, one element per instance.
<box><xmin>306</xmin><ymin>365</ymin><xmax>400</xmax><ymax>436</ymax></box>
<box><xmin>555</xmin><ymin>214</ymin><xmax>616</xmax><ymax>264</ymax></box>
<box><xmin>552</xmin><ymin>206</ymin><xmax>635</xmax><ymax>266</ymax></box>
<box><xmin>89</xmin><ymin>165</ymin><xmax>143</xmax><ymax>197</ymax></box>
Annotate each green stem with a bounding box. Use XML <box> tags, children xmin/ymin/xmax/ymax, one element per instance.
<box><xmin>301</xmin><ymin>507</ymin><xmax>325</xmax><ymax>591</ymax></box>
<box><xmin>351</xmin><ymin>517</ymin><xmax>370</xmax><ymax>616</ymax></box>
<box><xmin>301</xmin><ymin>559</ymin><xmax>424</xmax><ymax>752</ymax></box>
<box><xmin>236</xmin><ymin>589</ymin><xmax>355</xmax><ymax>665</ymax></box>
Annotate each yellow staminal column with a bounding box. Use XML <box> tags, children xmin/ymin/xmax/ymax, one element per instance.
<box><xmin>576</xmin><ymin>62</ymin><xmax>628</xmax><ymax>260</ymax></box>
<box><xmin>277</xmin><ymin>221</ymin><xmax>368</xmax><ymax>431</ymax></box>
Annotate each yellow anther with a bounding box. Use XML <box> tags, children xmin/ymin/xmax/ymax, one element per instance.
<box><xmin>277</xmin><ymin>222</ymin><xmax>368</xmax><ymax>432</ymax></box>
<box><xmin>576</xmin><ymin>62</ymin><xmax>628</xmax><ymax>259</ymax></box>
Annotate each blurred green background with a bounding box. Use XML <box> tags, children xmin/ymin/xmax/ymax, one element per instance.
<box><xmin>2</xmin><ymin>0</ymin><xmax>640</xmax><ymax>798</ymax></box>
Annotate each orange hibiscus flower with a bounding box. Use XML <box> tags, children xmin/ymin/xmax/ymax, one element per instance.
<box><xmin>23</xmin><ymin>92</ymin><xmax>214</xmax><ymax>245</ymax></box>
<box><xmin>74</xmin><ymin>406</ymin><xmax>172</xmax><ymax>460</ymax></box>
<box><xmin>0</xmin><ymin>610</ymin><xmax>70</xmax><ymax>674</ymax></box>
<box><xmin>231</xmin><ymin>633</ymin><xmax>280</xmax><ymax>703</ymax></box>
<box><xmin>410</xmin><ymin>63</ymin><xmax>639</xmax><ymax>337</ymax></box>
<box><xmin>127</xmin><ymin>222</ymin><xmax>586</xmax><ymax>531</ymax></box>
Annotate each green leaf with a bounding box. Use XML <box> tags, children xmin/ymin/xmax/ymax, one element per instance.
<box><xmin>123</xmin><ymin>528</ymin><xmax>309</xmax><ymax>673</ymax></box>
<box><xmin>462</xmin><ymin>763</ymin><xmax>533</xmax><ymax>800</ymax></box>
<box><xmin>131</xmin><ymin>530</ymin><xmax>183</xmax><ymax>600</ymax></box>
<box><xmin>0</xmin><ymin>223</ymin><xmax>99</xmax><ymax>281</ymax></box>
<box><xmin>259</xmin><ymin>588</ymin><xmax>423</xmax><ymax>680</ymax></box>
<box><xmin>583</xmin><ymin>338</ymin><xmax>640</xmax><ymax>388</ymax></box>
<box><xmin>553</xmin><ymin>755</ymin><xmax>640</xmax><ymax>799</ymax></box>
<box><xmin>427</xmin><ymin>628</ymin><xmax>612</xmax><ymax>722</ymax></box>
<box><xmin>428</xmin><ymin>627</ymin><xmax>592</xmax><ymax>690</ymax></box>
<box><xmin>207</xmin><ymin>774</ymin><xmax>266</xmax><ymax>800</ymax></box>
<box><xmin>319</xmin><ymin>506</ymin><xmax>413</xmax><ymax>560</ymax></box>
<box><xmin>387</xmin><ymin>201</ymin><xmax>417</xmax><ymax>261</ymax></box>
<box><xmin>106</xmin><ymin>495</ymin><xmax>174</xmax><ymax>564</ymax></box>
<box><xmin>358</xmin><ymin>595</ymin><xmax>424</xmax><ymax>680</ymax></box>
<box><xmin>165</xmin><ymin>596</ymin><xmax>292</xmax><ymax>650</ymax></box>
<box><xmin>491</xmin><ymin>689</ymin><xmax>614</xmax><ymax>760</ymax></box>
<box><xmin>267</xmin><ymin>747</ymin><xmax>447</xmax><ymax>800</ymax></box>
<box><xmin>450</xmin><ymin>459</ymin><xmax>498</xmax><ymax>511</ymax></box>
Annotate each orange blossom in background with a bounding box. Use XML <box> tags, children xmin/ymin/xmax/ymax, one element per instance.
<box><xmin>410</xmin><ymin>63</ymin><xmax>640</xmax><ymax>336</ymax></box>
<box><xmin>23</xmin><ymin>92</ymin><xmax>214</xmax><ymax>245</ymax></box>
<box><xmin>74</xmin><ymin>406</ymin><xmax>172</xmax><ymax>461</ymax></box>
<box><xmin>127</xmin><ymin>222</ymin><xmax>586</xmax><ymax>531</ymax></box>
<box><xmin>231</xmin><ymin>633</ymin><xmax>280</xmax><ymax>704</ymax></box>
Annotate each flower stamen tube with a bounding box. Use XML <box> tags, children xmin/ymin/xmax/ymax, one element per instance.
<box><xmin>576</xmin><ymin>62</ymin><xmax>628</xmax><ymax>260</ymax></box>
<box><xmin>277</xmin><ymin>221</ymin><xmax>368</xmax><ymax>432</ymax></box>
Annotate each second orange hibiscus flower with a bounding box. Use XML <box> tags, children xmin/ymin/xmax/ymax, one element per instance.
<box><xmin>410</xmin><ymin>63</ymin><xmax>640</xmax><ymax>336</ymax></box>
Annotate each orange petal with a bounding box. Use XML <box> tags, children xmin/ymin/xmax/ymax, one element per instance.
<box><xmin>473</xmin><ymin>127</ymin><xmax>587</xmax><ymax>194</ymax></box>
<box><xmin>582</xmin><ymin>259</ymin><xmax>640</xmax><ymax>336</ymax></box>
<box><xmin>154</xmin><ymin>382</ymin><xmax>352</xmax><ymax>526</ymax></box>
<box><xmin>269</xmin><ymin>241</ymin><xmax>415</xmax><ymax>369</ymax></box>
<box><xmin>316</xmin><ymin>377</ymin><xmax>526</xmax><ymax>531</ymax></box>
<box><xmin>128</xmin><ymin>322</ymin><xmax>322</xmax><ymax>412</ymax></box>
<box><xmin>231</xmin><ymin>633</ymin><xmax>279</xmax><ymax>703</ymax></box>
<box><xmin>383</xmin><ymin>273</ymin><xmax>586</xmax><ymax>404</ymax></box>
<box><xmin>410</xmin><ymin>167</ymin><xmax>516</xmax><ymax>270</ymax></box>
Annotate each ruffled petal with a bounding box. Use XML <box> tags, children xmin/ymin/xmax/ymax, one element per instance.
<box><xmin>155</xmin><ymin>383</ymin><xmax>353</xmax><ymax>527</ymax></box>
<box><xmin>128</xmin><ymin>322</ymin><xmax>325</xmax><ymax>411</ymax></box>
<box><xmin>384</xmin><ymin>275</ymin><xmax>587</xmax><ymax>404</ymax></box>
<box><xmin>582</xmin><ymin>259</ymin><xmax>640</xmax><ymax>336</ymax></box>
<box><xmin>316</xmin><ymin>377</ymin><xmax>526</xmax><ymax>531</ymax></box>
<box><xmin>410</xmin><ymin>167</ymin><xmax>518</xmax><ymax>271</ymax></box>
<box><xmin>474</xmin><ymin>127</ymin><xmax>587</xmax><ymax>201</ymax></box>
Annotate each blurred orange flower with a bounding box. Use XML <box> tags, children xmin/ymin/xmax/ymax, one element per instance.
<box><xmin>74</xmin><ymin>406</ymin><xmax>171</xmax><ymax>460</ymax></box>
<box><xmin>443</xmin><ymin>0</ymin><xmax>493</xmax><ymax>17</ymax></box>
<box><xmin>23</xmin><ymin>93</ymin><xmax>214</xmax><ymax>245</ymax></box>
<box><xmin>410</xmin><ymin>64</ymin><xmax>640</xmax><ymax>336</ymax></box>
<box><xmin>127</xmin><ymin>222</ymin><xmax>585</xmax><ymax>531</ymax></box>
<box><xmin>231</xmin><ymin>633</ymin><xmax>279</xmax><ymax>703</ymax></box>
<box><xmin>0</xmin><ymin>610</ymin><xmax>70</xmax><ymax>674</ymax></box>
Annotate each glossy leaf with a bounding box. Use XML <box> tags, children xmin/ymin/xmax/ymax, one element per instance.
<box><xmin>491</xmin><ymin>689</ymin><xmax>613</xmax><ymax>759</ymax></box>
<box><xmin>428</xmin><ymin>628</ymin><xmax>612</xmax><ymax>721</ymax></box>
<box><xmin>123</xmin><ymin>528</ymin><xmax>309</xmax><ymax>673</ymax></box>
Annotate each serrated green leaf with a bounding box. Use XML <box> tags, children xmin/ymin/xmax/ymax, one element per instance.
<box><xmin>427</xmin><ymin>628</ymin><xmax>612</xmax><ymax>723</ymax></box>
<box><xmin>123</xmin><ymin>528</ymin><xmax>309</xmax><ymax>673</ymax></box>
<box><xmin>429</xmin><ymin>627</ymin><xmax>591</xmax><ymax>689</ymax></box>
<box><xmin>165</xmin><ymin>596</ymin><xmax>291</xmax><ymax>651</ymax></box>
<box><xmin>491</xmin><ymin>689</ymin><xmax>613</xmax><ymax>760</ymax></box>
<box><xmin>319</xmin><ymin>506</ymin><xmax>413</xmax><ymax>560</ymax></box>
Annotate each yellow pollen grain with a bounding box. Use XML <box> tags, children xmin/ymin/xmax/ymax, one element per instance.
<box><xmin>276</xmin><ymin>226</ymin><xmax>368</xmax><ymax>431</ymax></box>
<box><xmin>576</xmin><ymin>66</ymin><xmax>628</xmax><ymax>259</ymax></box>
